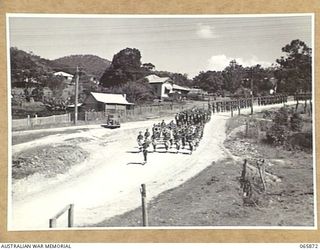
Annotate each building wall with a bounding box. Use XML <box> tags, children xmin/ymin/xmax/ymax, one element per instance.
<box><xmin>105</xmin><ymin>104</ymin><xmax>127</xmax><ymax>117</ymax></box>
<box><xmin>150</xmin><ymin>83</ymin><xmax>162</xmax><ymax>98</ymax></box>
<box><xmin>161</xmin><ymin>82</ymin><xmax>173</xmax><ymax>98</ymax></box>
<box><xmin>83</xmin><ymin>94</ymin><xmax>131</xmax><ymax>113</ymax></box>
<box><xmin>150</xmin><ymin>82</ymin><xmax>173</xmax><ymax>99</ymax></box>
<box><xmin>83</xmin><ymin>95</ymin><xmax>100</xmax><ymax>111</ymax></box>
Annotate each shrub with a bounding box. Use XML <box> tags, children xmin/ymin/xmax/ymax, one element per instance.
<box><xmin>262</xmin><ymin>110</ymin><xmax>272</xmax><ymax>119</ymax></box>
<box><xmin>265</xmin><ymin>106</ymin><xmax>312</xmax><ymax>151</ymax></box>
<box><xmin>290</xmin><ymin>113</ymin><xmax>303</xmax><ymax>132</ymax></box>
<box><xmin>266</xmin><ymin>124</ymin><xmax>290</xmax><ymax>146</ymax></box>
<box><xmin>288</xmin><ymin>132</ymin><xmax>313</xmax><ymax>151</ymax></box>
<box><xmin>273</xmin><ymin>107</ymin><xmax>289</xmax><ymax>127</ymax></box>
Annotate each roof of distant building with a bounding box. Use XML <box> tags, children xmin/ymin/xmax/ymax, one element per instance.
<box><xmin>172</xmin><ymin>84</ymin><xmax>190</xmax><ymax>92</ymax></box>
<box><xmin>145</xmin><ymin>74</ymin><xmax>171</xmax><ymax>84</ymax></box>
<box><xmin>90</xmin><ymin>92</ymin><xmax>134</xmax><ymax>105</ymax></box>
<box><xmin>54</xmin><ymin>71</ymin><xmax>74</xmax><ymax>78</ymax></box>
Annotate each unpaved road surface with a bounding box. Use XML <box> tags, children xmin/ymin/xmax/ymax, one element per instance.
<box><xmin>10</xmin><ymin>103</ymin><xmax>295</xmax><ymax>230</ymax></box>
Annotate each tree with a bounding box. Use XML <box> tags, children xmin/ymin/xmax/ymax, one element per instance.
<box><xmin>222</xmin><ymin>60</ymin><xmax>246</xmax><ymax>93</ymax></box>
<box><xmin>242</xmin><ymin>65</ymin><xmax>275</xmax><ymax>96</ymax></box>
<box><xmin>43</xmin><ymin>74</ymin><xmax>67</xmax><ymax>96</ymax></box>
<box><xmin>192</xmin><ymin>70</ymin><xmax>224</xmax><ymax>94</ymax></box>
<box><xmin>10</xmin><ymin>47</ymin><xmax>45</xmax><ymax>86</ymax></box>
<box><xmin>100</xmin><ymin>48</ymin><xmax>147</xmax><ymax>87</ymax></box>
<box><xmin>275</xmin><ymin>39</ymin><xmax>312</xmax><ymax>94</ymax></box>
<box><xmin>142</xmin><ymin>63</ymin><xmax>155</xmax><ymax>71</ymax></box>
<box><xmin>107</xmin><ymin>78</ymin><xmax>155</xmax><ymax>104</ymax></box>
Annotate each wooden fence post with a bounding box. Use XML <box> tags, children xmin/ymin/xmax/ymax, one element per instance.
<box><xmin>241</xmin><ymin>159</ymin><xmax>247</xmax><ymax>181</ymax></box>
<box><xmin>68</xmin><ymin>204</ymin><xmax>74</xmax><ymax>227</ymax></box>
<box><xmin>27</xmin><ymin>115</ymin><xmax>31</xmax><ymax>128</ymax></box>
<box><xmin>140</xmin><ymin>184</ymin><xmax>148</xmax><ymax>227</ymax></box>
<box><xmin>49</xmin><ymin>204</ymin><xmax>74</xmax><ymax>229</ymax></box>
<box><xmin>49</xmin><ymin>218</ymin><xmax>57</xmax><ymax>228</ymax></box>
<box><xmin>304</xmin><ymin>99</ymin><xmax>307</xmax><ymax>113</ymax></box>
<box><xmin>309</xmin><ymin>99</ymin><xmax>312</xmax><ymax>115</ymax></box>
<box><xmin>245</xmin><ymin>120</ymin><xmax>249</xmax><ymax>137</ymax></box>
<box><xmin>257</xmin><ymin>159</ymin><xmax>266</xmax><ymax>192</ymax></box>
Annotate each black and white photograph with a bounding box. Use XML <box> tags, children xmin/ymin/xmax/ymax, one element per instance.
<box><xmin>7</xmin><ymin>14</ymin><xmax>315</xmax><ymax>230</ymax></box>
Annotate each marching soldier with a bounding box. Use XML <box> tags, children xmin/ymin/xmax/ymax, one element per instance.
<box><xmin>137</xmin><ymin>131</ymin><xmax>144</xmax><ymax>151</ymax></box>
<box><xmin>151</xmin><ymin>133</ymin><xmax>157</xmax><ymax>152</ymax></box>
<box><xmin>142</xmin><ymin>138</ymin><xmax>150</xmax><ymax>165</ymax></box>
<box><xmin>144</xmin><ymin>128</ymin><xmax>150</xmax><ymax>139</ymax></box>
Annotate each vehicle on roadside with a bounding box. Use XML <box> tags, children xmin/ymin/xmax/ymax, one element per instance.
<box><xmin>101</xmin><ymin>114</ymin><xmax>121</xmax><ymax>129</ymax></box>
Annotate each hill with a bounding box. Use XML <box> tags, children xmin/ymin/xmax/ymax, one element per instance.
<box><xmin>52</xmin><ymin>54</ymin><xmax>111</xmax><ymax>78</ymax></box>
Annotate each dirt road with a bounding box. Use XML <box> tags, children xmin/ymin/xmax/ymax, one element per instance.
<box><xmin>10</xmin><ymin>103</ymin><xmax>294</xmax><ymax>230</ymax></box>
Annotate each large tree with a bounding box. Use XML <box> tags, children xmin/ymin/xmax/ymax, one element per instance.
<box><xmin>222</xmin><ymin>60</ymin><xmax>246</xmax><ymax>93</ymax></box>
<box><xmin>192</xmin><ymin>70</ymin><xmax>224</xmax><ymax>94</ymax></box>
<box><xmin>107</xmin><ymin>78</ymin><xmax>154</xmax><ymax>104</ymax></box>
<box><xmin>275</xmin><ymin>39</ymin><xmax>312</xmax><ymax>94</ymax></box>
<box><xmin>100</xmin><ymin>48</ymin><xmax>148</xmax><ymax>87</ymax></box>
<box><xmin>242</xmin><ymin>65</ymin><xmax>275</xmax><ymax>96</ymax></box>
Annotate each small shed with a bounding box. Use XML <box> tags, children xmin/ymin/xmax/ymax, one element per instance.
<box><xmin>83</xmin><ymin>92</ymin><xmax>134</xmax><ymax>116</ymax></box>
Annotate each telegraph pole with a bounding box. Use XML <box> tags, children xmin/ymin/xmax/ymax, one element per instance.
<box><xmin>250</xmin><ymin>68</ymin><xmax>254</xmax><ymax>115</ymax></box>
<box><xmin>74</xmin><ymin>66</ymin><xmax>79</xmax><ymax>125</ymax></box>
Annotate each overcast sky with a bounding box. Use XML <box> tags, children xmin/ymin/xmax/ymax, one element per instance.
<box><xmin>8</xmin><ymin>15</ymin><xmax>312</xmax><ymax>78</ymax></box>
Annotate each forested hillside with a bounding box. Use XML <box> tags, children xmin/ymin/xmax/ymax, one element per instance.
<box><xmin>52</xmin><ymin>55</ymin><xmax>111</xmax><ymax>78</ymax></box>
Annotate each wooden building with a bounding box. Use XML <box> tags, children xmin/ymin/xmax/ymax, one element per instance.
<box><xmin>83</xmin><ymin>92</ymin><xmax>134</xmax><ymax>116</ymax></box>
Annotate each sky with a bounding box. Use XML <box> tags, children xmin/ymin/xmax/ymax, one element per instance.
<box><xmin>8</xmin><ymin>15</ymin><xmax>313</xmax><ymax>78</ymax></box>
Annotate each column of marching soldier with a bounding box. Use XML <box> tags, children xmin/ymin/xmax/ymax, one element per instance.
<box><xmin>136</xmin><ymin>107</ymin><xmax>211</xmax><ymax>164</ymax></box>
<box><xmin>210</xmin><ymin>94</ymin><xmax>287</xmax><ymax>113</ymax></box>
<box><xmin>136</xmin><ymin>94</ymin><xmax>287</xmax><ymax>164</ymax></box>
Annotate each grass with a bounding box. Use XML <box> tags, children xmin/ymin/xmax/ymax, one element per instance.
<box><xmin>12</xmin><ymin>128</ymin><xmax>90</xmax><ymax>145</ymax></box>
<box><xmin>12</xmin><ymin>144</ymin><xmax>89</xmax><ymax>180</ymax></box>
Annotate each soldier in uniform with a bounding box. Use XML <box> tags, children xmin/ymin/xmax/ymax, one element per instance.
<box><xmin>161</xmin><ymin>120</ymin><xmax>166</xmax><ymax>128</ymax></box>
<box><xmin>163</xmin><ymin>128</ymin><xmax>171</xmax><ymax>151</ymax></box>
<box><xmin>144</xmin><ymin>128</ymin><xmax>150</xmax><ymax>139</ymax></box>
<box><xmin>186</xmin><ymin>129</ymin><xmax>194</xmax><ymax>154</ymax></box>
<box><xmin>137</xmin><ymin>131</ymin><xmax>144</xmax><ymax>151</ymax></box>
<box><xmin>173</xmin><ymin>130</ymin><xmax>181</xmax><ymax>153</ymax></box>
<box><xmin>151</xmin><ymin>133</ymin><xmax>157</xmax><ymax>152</ymax></box>
<box><xmin>142</xmin><ymin>139</ymin><xmax>150</xmax><ymax>165</ymax></box>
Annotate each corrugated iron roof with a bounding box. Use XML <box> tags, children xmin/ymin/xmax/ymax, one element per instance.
<box><xmin>145</xmin><ymin>74</ymin><xmax>171</xmax><ymax>84</ymax></box>
<box><xmin>54</xmin><ymin>71</ymin><xmax>74</xmax><ymax>77</ymax></box>
<box><xmin>90</xmin><ymin>92</ymin><xmax>134</xmax><ymax>105</ymax></box>
<box><xmin>172</xmin><ymin>84</ymin><xmax>190</xmax><ymax>91</ymax></box>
